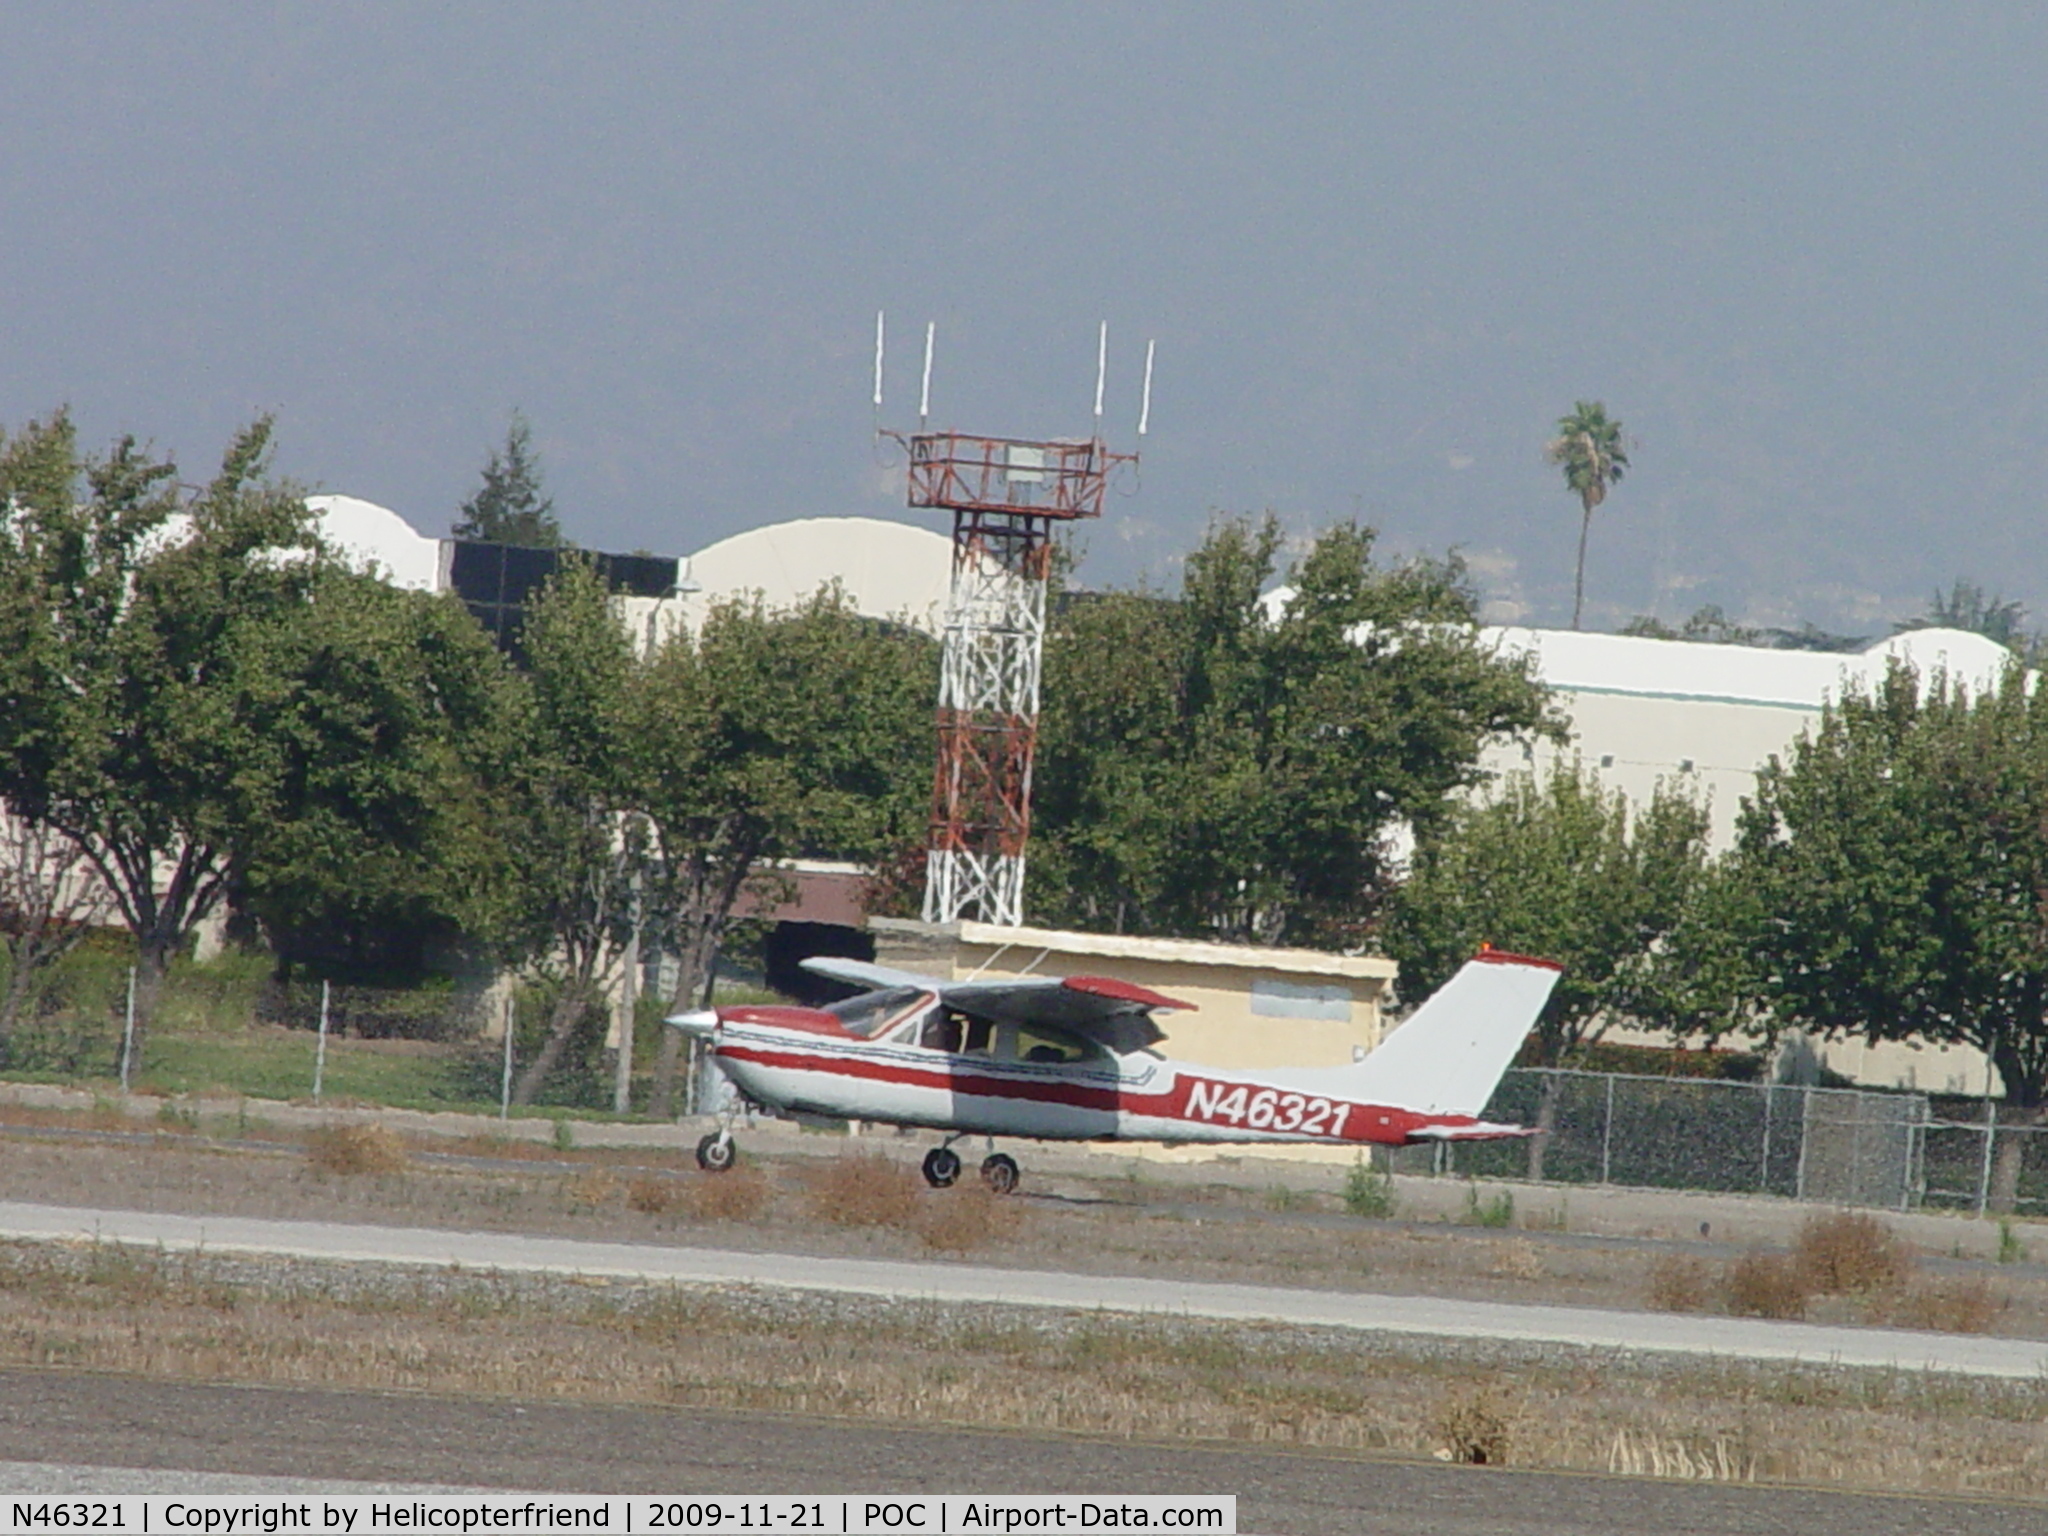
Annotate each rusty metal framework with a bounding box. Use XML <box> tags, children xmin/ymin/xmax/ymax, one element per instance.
<box><xmin>905</xmin><ymin>432</ymin><xmax>1132</xmax><ymax>927</ymax></box>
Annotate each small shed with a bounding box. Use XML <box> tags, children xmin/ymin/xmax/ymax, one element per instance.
<box><xmin>868</xmin><ymin>918</ymin><xmax>1397</xmax><ymax>1071</ymax></box>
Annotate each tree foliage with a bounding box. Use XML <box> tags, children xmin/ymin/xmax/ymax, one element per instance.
<box><xmin>453</xmin><ymin>412</ymin><xmax>564</xmax><ymax>547</ymax></box>
<box><xmin>1546</xmin><ymin>400</ymin><xmax>1628</xmax><ymax>631</ymax></box>
<box><xmin>1383</xmin><ymin>761</ymin><xmax>1713</xmax><ymax>1066</ymax></box>
<box><xmin>1030</xmin><ymin>516</ymin><xmax>1558</xmax><ymax>946</ymax></box>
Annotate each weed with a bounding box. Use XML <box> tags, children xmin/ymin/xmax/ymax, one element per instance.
<box><xmin>1461</xmin><ymin>1184</ymin><xmax>1514</xmax><ymax>1229</ymax></box>
<box><xmin>1794</xmin><ymin>1211</ymin><xmax>1911</xmax><ymax>1295</ymax></box>
<box><xmin>155</xmin><ymin>1102</ymin><xmax>199</xmax><ymax>1134</ymax></box>
<box><xmin>1871</xmin><ymin>1277</ymin><xmax>2004</xmax><ymax>1334</ymax></box>
<box><xmin>1647</xmin><ymin>1255</ymin><xmax>1711</xmax><ymax>1313</ymax></box>
<box><xmin>1998</xmin><ymin>1218</ymin><xmax>2028</xmax><ymax>1265</ymax></box>
<box><xmin>918</xmin><ymin>1189</ymin><xmax>1024</xmax><ymax>1253</ymax></box>
<box><xmin>305</xmin><ymin>1123</ymin><xmax>408</xmax><ymax>1176</ymax></box>
<box><xmin>800</xmin><ymin>1151</ymin><xmax>922</xmax><ymax>1229</ymax></box>
<box><xmin>1525</xmin><ymin>1197</ymin><xmax>1568</xmax><ymax>1232</ymax></box>
<box><xmin>1722</xmin><ymin>1250</ymin><xmax>1808</xmax><ymax>1320</ymax></box>
<box><xmin>1342</xmin><ymin>1155</ymin><xmax>1396</xmax><ymax>1219</ymax></box>
<box><xmin>552</xmin><ymin>1120</ymin><xmax>576</xmax><ymax>1153</ymax></box>
<box><xmin>1488</xmin><ymin>1241</ymin><xmax>1546</xmax><ymax>1282</ymax></box>
<box><xmin>568</xmin><ymin>1169</ymin><xmax>619</xmax><ymax>1210</ymax></box>
<box><xmin>1264</xmin><ymin>1185</ymin><xmax>1315</xmax><ymax>1213</ymax></box>
<box><xmin>626</xmin><ymin>1176</ymin><xmax>681</xmax><ymax>1215</ymax></box>
<box><xmin>686</xmin><ymin>1165</ymin><xmax>772</xmax><ymax>1222</ymax></box>
<box><xmin>1432</xmin><ymin>1384</ymin><xmax>1516</xmax><ymax>1465</ymax></box>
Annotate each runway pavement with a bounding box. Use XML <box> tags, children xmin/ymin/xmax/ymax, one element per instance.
<box><xmin>0</xmin><ymin>1371</ymin><xmax>2038</xmax><ymax>1536</ymax></box>
<box><xmin>1</xmin><ymin>1198</ymin><xmax>2043</xmax><ymax>1379</ymax></box>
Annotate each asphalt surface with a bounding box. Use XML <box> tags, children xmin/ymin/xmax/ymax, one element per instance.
<box><xmin>0</xmin><ymin>1371</ymin><xmax>2036</xmax><ymax>1535</ymax></box>
<box><xmin>2</xmin><ymin>1199</ymin><xmax>2042</xmax><ymax>1380</ymax></box>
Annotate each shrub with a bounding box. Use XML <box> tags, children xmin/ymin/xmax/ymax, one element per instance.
<box><xmin>686</xmin><ymin>1164</ymin><xmax>772</xmax><ymax>1222</ymax></box>
<box><xmin>1872</xmin><ymin>1277</ymin><xmax>2003</xmax><ymax>1334</ymax></box>
<box><xmin>1342</xmin><ymin>1155</ymin><xmax>1397</xmax><ymax>1219</ymax></box>
<box><xmin>801</xmin><ymin>1150</ymin><xmax>922</xmax><ymax>1228</ymax></box>
<box><xmin>626</xmin><ymin>1176</ymin><xmax>681</xmax><ymax>1215</ymax></box>
<box><xmin>1721</xmin><ymin>1250</ymin><xmax>1807</xmax><ymax>1319</ymax></box>
<box><xmin>1647</xmin><ymin>1254</ymin><xmax>1710</xmax><ymax>1312</ymax></box>
<box><xmin>1998</xmin><ymin>1218</ymin><xmax>2028</xmax><ymax>1265</ymax></box>
<box><xmin>305</xmin><ymin>1123</ymin><xmax>409</xmax><ymax>1176</ymax></box>
<box><xmin>1462</xmin><ymin>1184</ymin><xmax>1515</xmax><ymax>1229</ymax></box>
<box><xmin>1432</xmin><ymin>1385</ymin><xmax>1516</xmax><ymax>1465</ymax></box>
<box><xmin>1794</xmin><ymin>1211</ymin><xmax>1911</xmax><ymax>1295</ymax></box>
<box><xmin>918</xmin><ymin>1188</ymin><xmax>1024</xmax><ymax>1253</ymax></box>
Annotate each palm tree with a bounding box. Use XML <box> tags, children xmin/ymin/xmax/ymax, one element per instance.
<box><xmin>1546</xmin><ymin>401</ymin><xmax>1629</xmax><ymax>630</ymax></box>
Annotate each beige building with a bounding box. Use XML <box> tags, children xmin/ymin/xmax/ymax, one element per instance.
<box><xmin>870</xmin><ymin>917</ymin><xmax>1396</xmax><ymax>1072</ymax></box>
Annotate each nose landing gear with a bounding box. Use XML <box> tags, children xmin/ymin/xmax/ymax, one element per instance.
<box><xmin>921</xmin><ymin>1137</ymin><xmax>1021</xmax><ymax>1194</ymax></box>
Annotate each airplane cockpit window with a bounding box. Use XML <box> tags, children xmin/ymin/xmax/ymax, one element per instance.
<box><xmin>826</xmin><ymin>987</ymin><xmax>930</xmax><ymax>1039</ymax></box>
<box><xmin>1011</xmin><ymin>1023</ymin><xmax>1107</xmax><ymax>1065</ymax></box>
<box><xmin>918</xmin><ymin>1007</ymin><xmax>995</xmax><ymax>1055</ymax></box>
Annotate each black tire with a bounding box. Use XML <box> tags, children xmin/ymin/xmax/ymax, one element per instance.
<box><xmin>696</xmin><ymin>1132</ymin><xmax>736</xmax><ymax>1173</ymax></box>
<box><xmin>980</xmin><ymin>1153</ymin><xmax>1020</xmax><ymax>1195</ymax></box>
<box><xmin>922</xmin><ymin>1146</ymin><xmax>962</xmax><ymax>1188</ymax></box>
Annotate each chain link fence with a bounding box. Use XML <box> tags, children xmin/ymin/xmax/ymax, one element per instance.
<box><xmin>1384</xmin><ymin>1073</ymin><xmax>2007</xmax><ymax>1212</ymax></box>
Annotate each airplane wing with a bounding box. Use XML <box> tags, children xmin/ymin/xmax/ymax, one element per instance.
<box><xmin>799</xmin><ymin>956</ymin><xmax>948</xmax><ymax>992</ymax></box>
<box><xmin>939</xmin><ymin>975</ymin><xmax>1190</xmax><ymax>1055</ymax></box>
<box><xmin>797</xmin><ymin>956</ymin><xmax>1191</xmax><ymax>1055</ymax></box>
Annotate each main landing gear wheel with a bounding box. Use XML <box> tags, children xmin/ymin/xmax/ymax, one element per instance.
<box><xmin>696</xmin><ymin>1132</ymin><xmax>736</xmax><ymax>1173</ymax></box>
<box><xmin>980</xmin><ymin>1154</ymin><xmax>1020</xmax><ymax>1195</ymax></box>
<box><xmin>921</xmin><ymin>1146</ymin><xmax>962</xmax><ymax>1188</ymax></box>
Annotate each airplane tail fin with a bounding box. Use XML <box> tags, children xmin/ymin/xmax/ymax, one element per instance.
<box><xmin>1268</xmin><ymin>950</ymin><xmax>1560</xmax><ymax>1116</ymax></box>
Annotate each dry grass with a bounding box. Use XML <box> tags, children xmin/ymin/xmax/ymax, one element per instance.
<box><xmin>567</xmin><ymin>1169</ymin><xmax>620</xmax><ymax>1210</ymax></box>
<box><xmin>1872</xmin><ymin>1276</ymin><xmax>2005</xmax><ymax>1335</ymax></box>
<box><xmin>1486</xmin><ymin>1241</ymin><xmax>1547</xmax><ymax>1282</ymax></box>
<box><xmin>1647</xmin><ymin>1254</ymin><xmax>1711</xmax><ymax>1312</ymax></box>
<box><xmin>1431</xmin><ymin>1384</ymin><xmax>1517</xmax><ymax>1465</ymax></box>
<box><xmin>625</xmin><ymin>1176</ymin><xmax>681</xmax><ymax>1215</ymax></box>
<box><xmin>1722</xmin><ymin>1250</ymin><xmax>1808</xmax><ymax>1320</ymax></box>
<box><xmin>800</xmin><ymin>1150</ymin><xmax>923</xmax><ymax>1229</ymax></box>
<box><xmin>916</xmin><ymin>1189</ymin><xmax>1024</xmax><ymax>1253</ymax></box>
<box><xmin>305</xmin><ymin>1123</ymin><xmax>409</xmax><ymax>1176</ymax></box>
<box><xmin>2</xmin><ymin>1238</ymin><xmax>2048</xmax><ymax>1500</ymax></box>
<box><xmin>686</xmin><ymin>1165</ymin><xmax>772</xmax><ymax>1222</ymax></box>
<box><xmin>1796</xmin><ymin>1211</ymin><xmax>1912</xmax><ymax>1295</ymax></box>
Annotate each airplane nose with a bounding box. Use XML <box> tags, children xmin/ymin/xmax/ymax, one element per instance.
<box><xmin>665</xmin><ymin>1009</ymin><xmax>719</xmax><ymax>1039</ymax></box>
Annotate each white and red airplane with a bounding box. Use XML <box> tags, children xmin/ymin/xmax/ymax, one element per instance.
<box><xmin>668</xmin><ymin>947</ymin><xmax>1561</xmax><ymax>1192</ymax></box>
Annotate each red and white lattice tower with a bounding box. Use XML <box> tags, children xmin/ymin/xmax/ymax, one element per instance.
<box><xmin>906</xmin><ymin>432</ymin><xmax>1133</xmax><ymax>926</ymax></box>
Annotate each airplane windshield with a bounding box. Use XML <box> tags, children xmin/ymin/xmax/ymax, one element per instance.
<box><xmin>824</xmin><ymin>987</ymin><xmax>930</xmax><ymax>1038</ymax></box>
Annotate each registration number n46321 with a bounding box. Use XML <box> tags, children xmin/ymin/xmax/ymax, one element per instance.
<box><xmin>1180</xmin><ymin>1079</ymin><xmax>1346</xmax><ymax>1137</ymax></box>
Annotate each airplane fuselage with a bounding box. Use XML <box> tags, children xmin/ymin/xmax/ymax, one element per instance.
<box><xmin>707</xmin><ymin>1007</ymin><xmax>1479</xmax><ymax>1147</ymax></box>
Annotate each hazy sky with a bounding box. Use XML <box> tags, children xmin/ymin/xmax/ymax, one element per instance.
<box><xmin>6</xmin><ymin>4</ymin><xmax>2047</xmax><ymax>632</ymax></box>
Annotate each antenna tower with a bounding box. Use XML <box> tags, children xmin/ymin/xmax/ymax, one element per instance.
<box><xmin>880</xmin><ymin>319</ymin><xmax>1143</xmax><ymax>927</ymax></box>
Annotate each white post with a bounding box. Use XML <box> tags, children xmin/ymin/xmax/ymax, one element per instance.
<box><xmin>872</xmin><ymin>310</ymin><xmax>886</xmax><ymax>409</ymax></box>
<box><xmin>119</xmin><ymin>966</ymin><xmax>136</xmax><ymax>1092</ymax></box>
<box><xmin>919</xmin><ymin>321</ymin><xmax>935</xmax><ymax>425</ymax></box>
<box><xmin>499</xmin><ymin>992</ymin><xmax>515</xmax><ymax>1121</ymax></box>
<box><xmin>1137</xmin><ymin>339</ymin><xmax>1155</xmax><ymax>436</ymax></box>
<box><xmin>1093</xmin><ymin>321</ymin><xmax>1107</xmax><ymax>420</ymax></box>
<box><xmin>313</xmin><ymin>980</ymin><xmax>330</xmax><ymax>1104</ymax></box>
<box><xmin>612</xmin><ymin>934</ymin><xmax>639</xmax><ymax>1115</ymax></box>
<box><xmin>1977</xmin><ymin>1088</ymin><xmax>1998</xmax><ymax>1216</ymax></box>
<box><xmin>1600</xmin><ymin>1073</ymin><xmax>1615</xmax><ymax>1185</ymax></box>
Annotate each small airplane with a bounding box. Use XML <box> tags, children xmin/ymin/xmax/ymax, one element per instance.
<box><xmin>666</xmin><ymin>947</ymin><xmax>1561</xmax><ymax>1192</ymax></box>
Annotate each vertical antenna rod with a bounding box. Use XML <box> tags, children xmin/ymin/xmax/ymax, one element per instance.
<box><xmin>872</xmin><ymin>311</ymin><xmax>886</xmax><ymax>410</ymax></box>
<box><xmin>1138</xmin><ymin>339</ymin><xmax>1156</xmax><ymax>436</ymax></box>
<box><xmin>920</xmin><ymin>321</ymin><xmax>935</xmax><ymax>426</ymax></box>
<box><xmin>1093</xmin><ymin>321</ymin><xmax>1108</xmax><ymax>422</ymax></box>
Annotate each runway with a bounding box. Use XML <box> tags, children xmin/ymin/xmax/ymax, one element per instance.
<box><xmin>0</xmin><ymin>1371</ymin><xmax>2036</xmax><ymax>1536</ymax></box>
<box><xmin>1</xmin><ymin>1198</ymin><xmax>2041</xmax><ymax>1379</ymax></box>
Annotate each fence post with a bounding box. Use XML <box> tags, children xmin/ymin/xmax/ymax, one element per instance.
<box><xmin>1795</xmin><ymin>1088</ymin><xmax>1812</xmax><ymax>1203</ymax></box>
<box><xmin>1760</xmin><ymin>1084</ymin><xmax>1773</xmax><ymax>1196</ymax></box>
<box><xmin>612</xmin><ymin>933</ymin><xmax>638</xmax><ymax>1116</ymax></box>
<box><xmin>1976</xmin><ymin>1092</ymin><xmax>1997</xmax><ymax>1216</ymax></box>
<box><xmin>119</xmin><ymin>966</ymin><xmax>136</xmax><ymax>1092</ymax></box>
<box><xmin>313</xmin><ymin>980</ymin><xmax>330</xmax><ymax>1104</ymax></box>
<box><xmin>1600</xmin><ymin>1074</ymin><xmax>1614</xmax><ymax>1185</ymax></box>
<box><xmin>499</xmin><ymin>992</ymin><xmax>515</xmax><ymax>1121</ymax></box>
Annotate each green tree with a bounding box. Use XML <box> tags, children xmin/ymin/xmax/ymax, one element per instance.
<box><xmin>1545</xmin><ymin>401</ymin><xmax>1629</xmax><ymax>631</ymax></box>
<box><xmin>1383</xmin><ymin>761</ymin><xmax>1712</xmax><ymax>1177</ymax></box>
<box><xmin>1385</xmin><ymin>763</ymin><xmax>1713</xmax><ymax>1064</ymax></box>
<box><xmin>1031</xmin><ymin>517</ymin><xmax>1558</xmax><ymax>946</ymax></box>
<box><xmin>453</xmin><ymin>412</ymin><xmax>564</xmax><ymax>547</ymax></box>
<box><xmin>231</xmin><ymin>574</ymin><xmax>525</xmax><ymax>982</ymax></box>
<box><xmin>0</xmin><ymin>413</ymin><xmax>324</xmax><ymax>1041</ymax></box>
<box><xmin>1896</xmin><ymin>578</ymin><xmax>2029</xmax><ymax>650</ymax></box>
<box><xmin>636</xmin><ymin>590</ymin><xmax>937</xmax><ymax>1113</ymax></box>
<box><xmin>1735</xmin><ymin>661</ymin><xmax>2048</xmax><ymax>1210</ymax></box>
<box><xmin>500</xmin><ymin>562</ymin><xmax>646</xmax><ymax>1105</ymax></box>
